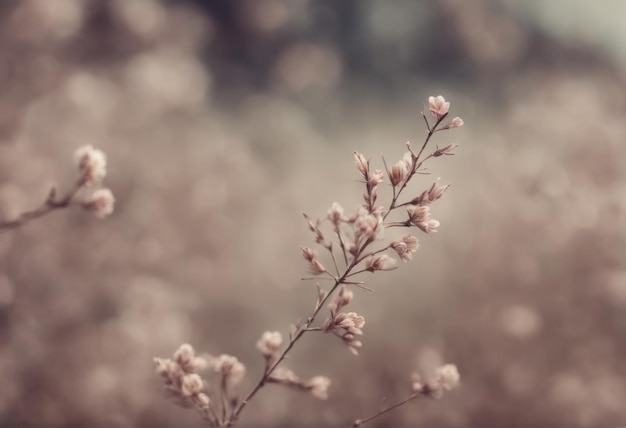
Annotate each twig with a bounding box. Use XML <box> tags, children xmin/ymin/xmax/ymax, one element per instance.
<box><xmin>0</xmin><ymin>178</ymin><xmax>85</xmax><ymax>234</ymax></box>
<box><xmin>352</xmin><ymin>393</ymin><xmax>421</xmax><ymax>427</ymax></box>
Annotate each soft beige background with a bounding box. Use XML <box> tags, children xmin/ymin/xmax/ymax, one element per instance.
<box><xmin>0</xmin><ymin>0</ymin><xmax>625</xmax><ymax>426</ymax></box>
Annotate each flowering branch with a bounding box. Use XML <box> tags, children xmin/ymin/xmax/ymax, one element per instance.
<box><xmin>0</xmin><ymin>145</ymin><xmax>115</xmax><ymax>234</ymax></box>
<box><xmin>154</xmin><ymin>95</ymin><xmax>464</xmax><ymax>427</ymax></box>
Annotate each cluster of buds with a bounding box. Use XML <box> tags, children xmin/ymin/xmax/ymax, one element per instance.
<box><xmin>294</xmin><ymin>96</ymin><xmax>464</xmax><ymax>361</ymax></box>
<box><xmin>390</xmin><ymin>235</ymin><xmax>420</xmax><ymax>261</ymax></box>
<box><xmin>267</xmin><ymin>367</ymin><xmax>331</xmax><ymax>400</ymax></box>
<box><xmin>322</xmin><ymin>295</ymin><xmax>365</xmax><ymax>355</ymax></box>
<box><xmin>354</xmin><ymin>152</ymin><xmax>385</xmax><ymax>213</ymax></box>
<box><xmin>301</xmin><ymin>247</ymin><xmax>327</xmax><ymax>275</ymax></box>
<box><xmin>388</xmin><ymin>151</ymin><xmax>414</xmax><ymax>187</ymax></box>
<box><xmin>327</xmin><ymin>201</ymin><xmax>345</xmax><ymax>225</ymax></box>
<box><xmin>154</xmin><ymin>345</ymin><xmax>247</xmax><ymax>426</ymax></box>
<box><xmin>256</xmin><ymin>331</ymin><xmax>283</xmax><ymax>363</ymax></box>
<box><xmin>304</xmin><ymin>213</ymin><xmax>329</xmax><ymax>248</ymax></box>
<box><xmin>73</xmin><ymin>145</ymin><xmax>115</xmax><ymax>218</ymax></box>
<box><xmin>327</xmin><ymin>286</ymin><xmax>354</xmax><ymax>316</ymax></box>
<box><xmin>410</xmin><ymin>182</ymin><xmax>450</xmax><ymax>206</ymax></box>
<box><xmin>364</xmin><ymin>254</ymin><xmax>397</xmax><ymax>272</ymax></box>
<box><xmin>321</xmin><ymin>288</ymin><xmax>364</xmax><ymax>355</ymax></box>
<box><xmin>0</xmin><ymin>144</ymin><xmax>117</xmax><ymax>233</ymax></box>
<box><xmin>412</xmin><ymin>364</ymin><xmax>461</xmax><ymax>399</ymax></box>
<box><xmin>211</xmin><ymin>354</ymin><xmax>246</xmax><ymax>387</ymax></box>
<box><xmin>407</xmin><ymin>205</ymin><xmax>440</xmax><ymax>233</ymax></box>
<box><xmin>352</xmin><ymin>207</ymin><xmax>384</xmax><ymax>246</ymax></box>
<box><xmin>154</xmin><ymin>344</ymin><xmax>212</xmax><ymax>418</ymax></box>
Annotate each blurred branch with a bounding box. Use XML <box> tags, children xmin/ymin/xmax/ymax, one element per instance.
<box><xmin>353</xmin><ymin>394</ymin><xmax>420</xmax><ymax>427</ymax></box>
<box><xmin>0</xmin><ymin>178</ymin><xmax>84</xmax><ymax>234</ymax></box>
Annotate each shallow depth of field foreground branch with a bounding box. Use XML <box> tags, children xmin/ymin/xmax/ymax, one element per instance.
<box><xmin>0</xmin><ymin>145</ymin><xmax>115</xmax><ymax>234</ymax></box>
<box><xmin>154</xmin><ymin>95</ymin><xmax>464</xmax><ymax>427</ymax></box>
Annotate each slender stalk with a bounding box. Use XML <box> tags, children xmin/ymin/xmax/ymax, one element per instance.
<box><xmin>228</xmin><ymin>260</ymin><xmax>361</xmax><ymax>426</ymax></box>
<box><xmin>204</xmin><ymin>402</ymin><xmax>220</xmax><ymax>427</ymax></box>
<box><xmin>0</xmin><ymin>178</ymin><xmax>85</xmax><ymax>234</ymax></box>
<box><xmin>220</xmin><ymin>375</ymin><xmax>228</xmax><ymax>426</ymax></box>
<box><xmin>334</xmin><ymin>223</ymin><xmax>349</xmax><ymax>266</ymax></box>
<box><xmin>352</xmin><ymin>393</ymin><xmax>420</xmax><ymax>427</ymax></box>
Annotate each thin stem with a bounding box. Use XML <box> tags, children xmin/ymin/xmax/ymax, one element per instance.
<box><xmin>384</xmin><ymin>223</ymin><xmax>412</xmax><ymax>229</ymax></box>
<box><xmin>0</xmin><ymin>177</ymin><xmax>85</xmax><ymax>234</ymax></box>
<box><xmin>228</xmin><ymin>261</ymin><xmax>359</xmax><ymax>426</ymax></box>
<box><xmin>345</xmin><ymin>268</ymin><xmax>369</xmax><ymax>278</ymax></box>
<box><xmin>204</xmin><ymin>402</ymin><xmax>220</xmax><ymax>427</ymax></box>
<box><xmin>354</xmin><ymin>244</ymin><xmax>391</xmax><ymax>265</ymax></box>
<box><xmin>334</xmin><ymin>223</ymin><xmax>349</xmax><ymax>267</ymax></box>
<box><xmin>385</xmin><ymin>113</ymin><xmax>447</xmax><ymax>220</ymax></box>
<box><xmin>327</xmin><ymin>242</ymin><xmax>341</xmax><ymax>277</ymax></box>
<box><xmin>352</xmin><ymin>392</ymin><xmax>420</xmax><ymax>427</ymax></box>
<box><xmin>220</xmin><ymin>375</ymin><xmax>228</xmax><ymax>426</ymax></box>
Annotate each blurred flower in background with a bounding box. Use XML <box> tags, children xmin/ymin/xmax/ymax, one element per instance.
<box><xmin>0</xmin><ymin>0</ymin><xmax>625</xmax><ymax>426</ymax></box>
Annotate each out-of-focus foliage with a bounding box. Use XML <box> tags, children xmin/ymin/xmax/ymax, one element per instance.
<box><xmin>0</xmin><ymin>0</ymin><xmax>625</xmax><ymax>426</ymax></box>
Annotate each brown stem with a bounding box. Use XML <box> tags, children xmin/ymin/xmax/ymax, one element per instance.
<box><xmin>0</xmin><ymin>177</ymin><xmax>85</xmax><ymax>234</ymax></box>
<box><xmin>228</xmin><ymin>261</ymin><xmax>360</xmax><ymax>426</ymax></box>
<box><xmin>352</xmin><ymin>393</ymin><xmax>420</xmax><ymax>427</ymax></box>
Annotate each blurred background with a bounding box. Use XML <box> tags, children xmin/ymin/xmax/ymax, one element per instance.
<box><xmin>1</xmin><ymin>0</ymin><xmax>625</xmax><ymax>426</ymax></box>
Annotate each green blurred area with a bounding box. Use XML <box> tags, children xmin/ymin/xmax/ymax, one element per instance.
<box><xmin>0</xmin><ymin>0</ymin><xmax>625</xmax><ymax>426</ymax></box>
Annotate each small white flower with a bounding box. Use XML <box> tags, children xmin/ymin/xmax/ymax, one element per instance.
<box><xmin>354</xmin><ymin>209</ymin><xmax>384</xmax><ymax>241</ymax></box>
<box><xmin>153</xmin><ymin>357</ymin><xmax>174</xmax><ymax>377</ymax></box>
<box><xmin>338</xmin><ymin>287</ymin><xmax>354</xmax><ymax>306</ymax></box>
<box><xmin>354</xmin><ymin>152</ymin><xmax>369</xmax><ymax>175</ymax></box>
<box><xmin>368</xmin><ymin>169</ymin><xmax>384</xmax><ymax>186</ymax></box>
<box><xmin>181</xmin><ymin>373</ymin><xmax>204</xmax><ymax>396</ymax></box>
<box><xmin>327</xmin><ymin>202</ymin><xmax>344</xmax><ymax>225</ymax></box>
<box><xmin>212</xmin><ymin>354</ymin><xmax>246</xmax><ymax>385</ymax></box>
<box><xmin>422</xmin><ymin>219</ymin><xmax>440</xmax><ymax>233</ymax></box>
<box><xmin>365</xmin><ymin>254</ymin><xmax>397</xmax><ymax>271</ymax></box>
<box><xmin>427</xmin><ymin>183</ymin><xmax>449</xmax><ymax>202</ymax></box>
<box><xmin>335</xmin><ymin>312</ymin><xmax>365</xmax><ymax>335</ymax></box>
<box><xmin>300</xmin><ymin>247</ymin><xmax>326</xmax><ymax>275</ymax></box>
<box><xmin>428</xmin><ymin>95</ymin><xmax>450</xmax><ymax>118</ymax></box>
<box><xmin>306</xmin><ymin>376</ymin><xmax>331</xmax><ymax>400</ymax></box>
<box><xmin>450</xmin><ymin>116</ymin><xmax>464</xmax><ymax>128</ymax></box>
<box><xmin>82</xmin><ymin>188</ymin><xmax>115</xmax><ymax>218</ymax></box>
<box><xmin>74</xmin><ymin>145</ymin><xmax>107</xmax><ymax>185</ymax></box>
<box><xmin>195</xmin><ymin>392</ymin><xmax>210</xmax><ymax>409</ymax></box>
<box><xmin>256</xmin><ymin>331</ymin><xmax>283</xmax><ymax>357</ymax></box>
<box><xmin>435</xmin><ymin>364</ymin><xmax>460</xmax><ymax>391</ymax></box>
<box><xmin>391</xmin><ymin>236</ymin><xmax>420</xmax><ymax>261</ymax></box>
<box><xmin>390</xmin><ymin>161</ymin><xmax>407</xmax><ymax>186</ymax></box>
<box><xmin>174</xmin><ymin>344</ymin><xmax>195</xmax><ymax>367</ymax></box>
<box><xmin>408</xmin><ymin>205</ymin><xmax>430</xmax><ymax>225</ymax></box>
